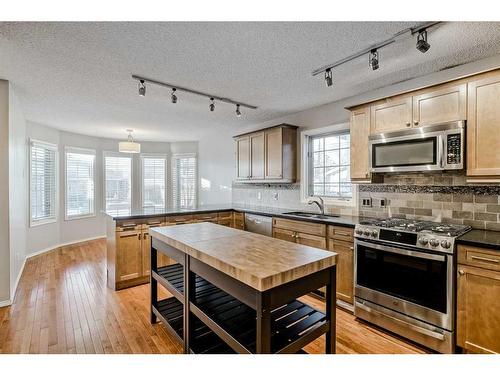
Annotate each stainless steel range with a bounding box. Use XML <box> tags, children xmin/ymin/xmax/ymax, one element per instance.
<box><xmin>353</xmin><ymin>218</ymin><xmax>471</xmax><ymax>353</ymax></box>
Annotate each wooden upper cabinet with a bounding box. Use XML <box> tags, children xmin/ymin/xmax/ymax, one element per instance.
<box><xmin>350</xmin><ymin>106</ymin><xmax>371</xmax><ymax>181</ymax></box>
<box><xmin>236</xmin><ymin>136</ymin><xmax>250</xmax><ymax>179</ymax></box>
<box><xmin>250</xmin><ymin>133</ymin><xmax>265</xmax><ymax>179</ymax></box>
<box><xmin>467</xmin><ymin>72</ymin><xmax>500</xmax><ymax>179</ymax></box>
<box><xmin>234</xmin><ymin>124</ymin><xmax>297</xmax><ymax>183</ymax></box>
<box><xmin>370</xmin><ymin>97</ymin><xmax>412</xmax><ymax>134</ymax></box>
<box><xmin>264</xmin><ymin>127</ymin><xmax>283</xmax><ymax>179</ymax></box>
<box><xmin>412</xmin><ymin>83</ymin><xmax>466</xmax><ymax>127</ymax></box>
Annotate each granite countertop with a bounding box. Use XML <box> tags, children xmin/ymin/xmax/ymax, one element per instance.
<box><xmin>105</xmin><ymin>204</ymin><xmax>360</xmax><ymax>228</ymax></box>
<box><xmin>150</xmin><ymin>222</ymin><xmax>337</xmax><ymax>291</ymax></box>
<box><xmin>457</xmin><ymin>229</ymin><xmax>500</xmax><ymax>251</ymax></box>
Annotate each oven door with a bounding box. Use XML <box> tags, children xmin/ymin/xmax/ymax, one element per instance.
<box><xmin>354</xmin><ymin>239</ymin><xmax>454</xmax><ymax>330</ymax></box>
<box><xmin>370</xmin><ymin>132</ymin><xmax>444</xmax><ymax>173</ymax></box>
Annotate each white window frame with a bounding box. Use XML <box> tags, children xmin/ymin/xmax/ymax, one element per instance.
<box><xmin>29</xmin><ymin>138</ymin><xmax>59</xmax><ymax>227</ymax></box>
<box><xmin>140</xmin><ymin>153</ymin><xmax>167</xmax><ymax>210</ymax></box>
<box><xmin>171</xmin><ymin>153</ymin><xmax>198</xmax><ymax>209</ymax></box>
<box><xmin>103</xmin><ymin>151</ymin><xmax>133</xmax><ymax>214</ymax></box>
<box><xmin>64</xmin><ymin>146</ymin><xmax>97</xmax><ymax>221</ymax></box>
<box><xmin>300</xmin><ymin>123</ymin><xmax>357</xmax><ymax>207</ymax></box>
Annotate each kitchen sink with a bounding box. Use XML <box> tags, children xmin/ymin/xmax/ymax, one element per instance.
<box><xmin>282</xmin><ymin>211</ymin><xmax>340</xmax><ymax>219</ymax></box>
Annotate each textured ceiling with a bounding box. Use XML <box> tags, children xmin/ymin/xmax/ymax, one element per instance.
<box><xmin>1</xmin><ymin>22</ymin><xmax>500</xmax><ymax>141</ymax></box>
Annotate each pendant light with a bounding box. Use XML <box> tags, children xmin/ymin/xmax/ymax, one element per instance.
<box><xmin>119</xmin><ymin>129</ymin><xmax>141</xmax><ymax>153</ymax></box>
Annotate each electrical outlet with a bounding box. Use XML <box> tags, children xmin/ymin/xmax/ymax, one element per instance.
<box><xmin>257</xmin><ymin>192</ymin><xmax>262</xmax><ymax>200</ymax></box>
<box><xmin>380</xmin><ymin>198</ymin><xmax>387</xmax><ymax>207</ymax></box>
<box><xmin>361</xmin><ymin>198</ymin><xmax>372</xmax><ymax>207</ymax></box>
<box><xmin>273</xmin><ymin>192</ymin><xmax>279</xmax><ymax>201</ymax></box>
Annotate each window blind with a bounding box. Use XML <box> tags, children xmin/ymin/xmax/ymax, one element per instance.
<box><xmin>104</xmin><ymin>154</ymin><xmax>132</xmax><ymax>214</ymax></box>
<box><xmin>65</xmin><ymin>147</ymin><xmax>96</xmax><ymax>219</ymax></box>
<box><xmin>141</xmin><ymin>155</ymin><xmax>166</xmax><ymax>210</ymax></box>
<box><xmin>308</xmin><ymin>132</ymin><xmax>352</xmax><ymax>199</ymax></box>
<box><xmin>30</xmin><ymin>140</ymin><xmax>58</xmax><ymax>224</ymax></box>
<box><xmin>172</xmin><ymin>154</ymin><xmax>197</xmax><ymax>209</ymax></box>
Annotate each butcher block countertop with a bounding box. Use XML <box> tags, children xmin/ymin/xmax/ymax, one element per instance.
<box><xmin>149</xmin><ymin>222</ymin><xmax>337</xmax><ymax>292</ymax></box>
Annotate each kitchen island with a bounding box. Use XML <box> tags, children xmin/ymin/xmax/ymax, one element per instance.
<box><xmin>149</xmin><ymin>222</ymin><xmax>338</xmax><ymax>354</ymax></box>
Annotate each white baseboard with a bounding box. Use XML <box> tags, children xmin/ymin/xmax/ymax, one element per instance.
<box><xmin>10</xmin><ymin>256</ymin><xmax>27</xmax><ymax>303</ymax></box>
<box><xmin>0</xmin><ymin>299</ymin><xmax>12</xmax><ymax>308</ymax></box>
<box><xmin>26</xmin><ymin>235</ymin><xmax>106</xmax><ymax>259</ymax></box>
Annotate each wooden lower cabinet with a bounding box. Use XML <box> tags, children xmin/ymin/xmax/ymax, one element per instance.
<box><xmin>116</xmin><ymin>228</ymin><xmax>143</xmax><ymax>283</ymax></box>
<box><xmin>233</xmin><ymin>212</ymin><xmax>244</xmax><ymax>230</ymax></box>
<box><xmin>296</xmin><ymin>232</ymin><xmax>327</xmax><ymax>248</ymax></box>
<box><xmin>457</xmin><ymin>245</ymin><xmax>500</xmax><ymax>354</ymax></box>
<box><xmin>328</xmin><ymin>238</ymin><xmax>354</xmax><ymax>305</ymax></box>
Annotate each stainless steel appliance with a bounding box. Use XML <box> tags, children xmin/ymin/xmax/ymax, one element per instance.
<box><xmin>353</xmin><ymin>218</ymin><xmax>470</xmax><ymax>353</ymax></box>
<box><xmin>244</xmin><ymin>213</ymin><xmax>272</xmax><ymax>237</ymax></box>
<box><xmin>369</xmin><ymin>121</ymin><xmax>465</xmax><ymax>173</ymax></box>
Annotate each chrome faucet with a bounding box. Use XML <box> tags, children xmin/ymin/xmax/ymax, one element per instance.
<box><xmin>307</xmin><ymin>196</ymin><xmax>325</xmax><ymax>215</ymax></box>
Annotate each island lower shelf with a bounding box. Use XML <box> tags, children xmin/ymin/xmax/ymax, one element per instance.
<box><xmin>152</xmin><ymin>263</ymin><xmax>328</xmax><ymax>353</ymax></box>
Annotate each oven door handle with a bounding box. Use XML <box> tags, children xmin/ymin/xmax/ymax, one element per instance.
<box><xmin>355</xmin><ymin>239</ymin><xmax>447</xmax><ymax>262</ymax></box>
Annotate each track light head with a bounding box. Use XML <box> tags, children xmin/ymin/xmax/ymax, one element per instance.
<box><xmin>416</xmin><ymin>30</ymin><xmax>430</xmax><ymax>53</ymax></box>
<box><xmin>236</xmin><ymin>104</ymin><xmax>241</xmax><ymax>117</ymax></box>
<box><xmin>171</xmin><ymin>88</ymin><xmax>177</xmax><ymax>104</ymax></box>
<box><xmin>209</xmin><ymin>98</ymin><xmax>215</xmax><ymax>112</ymax></box>
<box><xmin>324</xmin><ymin>68</ymin><xmax>333</xmax><ymax>87</ymax></box>
<box><xmin>369</xmin><ymin>49</ymin><xmax>379</xmax><ymax>71</ymax></box>
<box><xmin>138</xmin><ymin>80</ymin><xmax>146</xmax><ymax>97</ymax></box>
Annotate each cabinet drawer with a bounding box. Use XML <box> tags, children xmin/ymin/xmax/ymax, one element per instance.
<box><xmin>217</xmin><ymin>218</ymin><xmax>232</xmax><ymax>227</ymax></box>
<box><xmin>328</xmin><ymin>225</ymin><xmax>354</xmax><ymax>242</ymax></box>
<box><xmin>458</xmin><ymin>245</ymin><xmax>500</xmax><ymax>272</ymax></box>
<box><xmin>273</xmin><ymin>227</ymin><xmax>296</xmax><ymax>242</ymax></box>
<box><xmin>273</xmin><ymin>217</ymin><xmax>326</xmax><ymax>237</ymax></box>
<box><xmin>192</xmin><ymin>212</ymin><xmax>218</xmax><ymax>222</ymax></box>
<box><xmin>296</xmin><ymin>232</ymin><xmax>327</xmax><ymax>249</ymax></box>
<box><xmin>166</xmin><ymin>215</ymin><xmax>193</xmax><ymax>224</ymax></box>
<box><xmin>116</xmin><ymin>222</ymin><xmax>142</xmax><ymax>232</ymax></box>
<box><xmin>217</xmin><ymin>211</ymin><xmax>233</xmax><ymax>220</ymax></box>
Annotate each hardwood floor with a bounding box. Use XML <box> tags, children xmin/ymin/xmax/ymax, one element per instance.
<box><xmin>0</xmin><ymin>239</ymin><xmax>429</xmax><ymax>354</ymax></box>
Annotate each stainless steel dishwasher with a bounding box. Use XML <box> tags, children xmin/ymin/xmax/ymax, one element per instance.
<box><xmin>244</xmin><ymin>213</ymin><xmax>272</xmax><ymax>237</ymax></box>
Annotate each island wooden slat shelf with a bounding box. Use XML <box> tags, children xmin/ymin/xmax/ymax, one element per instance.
<box><xmin>149</xmin><ymin>223</ymin><xmax>338</xmax><ymax>354</ymax></box>
<box><xmin>152</xmin><ymin>263</ymin><xmax>328</xmax><ymax>353</ymax></box>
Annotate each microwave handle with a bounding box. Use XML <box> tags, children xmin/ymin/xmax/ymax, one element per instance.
<box><xmin>439</xmin><ymin>135</ymin><xmax>445</xmax><ymax>169</ymax></box>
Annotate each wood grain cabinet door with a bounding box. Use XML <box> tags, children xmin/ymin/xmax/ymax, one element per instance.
<box><xmin>457</xmin><ymin>265</ymin><xmax>500</xmax><ymax>354</ymax></box>
<box><xmin>250</xmin><ymin>133</ymin><xmax>265</xmax><ymax>179</ymax></box>
<box><xmin>467</xmin><ymin>73</ymin><xmax>500</xmax><ymax>178</ymax></box>
<box><xmin>350</xmin><ymin>106</ymin><xmax>371</xmax><ymax>181</ymax></box>
<box><xmin>265</xmin><ymin>127</ymin><xmax>283</xmax><ymax>179</ymax></box>
<box><xmin>295</xmin><ymin>232</ymin><xmax>327</xmax><ymax>249</ymax></box>
<box><xmin>370</xmin><ymin>97</ymin><xmax>412</xmax><ymax>134</ymax></box>
<box><xmin>141</xmin><ymin>231</ymin><xmax>151</xmax><ymax>276</ymax></box>
<box><xmin>328</xmin><ymin>239</ymin><xmax>354</xmax><ymax>304</ymax></box>
<box><xmin>236</xmin><ymin>136</ymin><xmax>250</xmax><ymax>179</ymax></box>
<box><xmin>116</xmin><ymin>230</ymin><xmax>142</xmax><ymax>282</ymax></box>
<box><xmin>412</xmin><ymin>83</ymin><xmax>466</xmax><ymax>127</ymax></box>
<box><xmin>272</xmin><ymin>228</ymin><xmax>296</xmax><ymax>243</ymax></box>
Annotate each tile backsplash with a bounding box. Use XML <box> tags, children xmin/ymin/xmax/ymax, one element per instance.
<box><xmin>231</xmin><ymin>171</ymin><xmax>500</xmax><ymax>232</ymax></box>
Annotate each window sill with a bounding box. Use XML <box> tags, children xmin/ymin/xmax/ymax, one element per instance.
<box><xmin>65</xmin><ymin>213</ymin><xmax>97</xmax><ymax>221</ymax></box>
<box><xmin>30</xmin><ymin>218</ymin><xmax>57</xmax><ymax>227</ymax></box>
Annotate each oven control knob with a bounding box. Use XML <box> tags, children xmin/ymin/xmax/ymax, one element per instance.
<box><xmin>355</xmin><ymin>229</ymin><xmax>364</xmax><ymax>235</ymax></box>
<box><xmin>371</xmin><ymin>230</ymin><xmax>378</xmax><ymax>237</ymax></box>
<box><xmin>441</xmin><ymin>240</ymin><xmax>451</xmax><ymax>249</ymax></box>
<box><xmin>364</xmin><ymin>230</ymin><xmax>372</xmax><ymax>236</ymax></box>
<box><xmin>429</xmin><ymin>238</ymin><xmax>439</xmax><ymax>247</ymax></box>
<box><xmin>418</xmin><ymin>237</ymin><xmax>428</xmax><ymax>246</ymax></box>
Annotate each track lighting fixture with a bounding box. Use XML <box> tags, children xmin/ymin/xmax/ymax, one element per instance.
<box><xmin>209</xmin><ymin>98</ymin><xmax>215</xmax><ymax>112</ymax></box>
<box><xmin>171</xmin><ymin>88</ymin><xmax>177</xmax><ymax>104</ymax></box>
<box><xmin>235</xmin><ymin>104</ymin><xmax>241</xmax><ymax>117</ymax></box>
<box><xmin>416</xmin><ymin>29</ymin><xmax>431</xmax><ymax>53</ymax></box>
<box><xmin>138</xmin><ymin>80</ymin><xmax>146</xmax><ymax>97</ymax></box>
<box><xmin>369</xmin><ymin>49</ymin><xmax>379</xmax><ymax>71</ymax></box>
<box><xmin>324</xmin><ymin>68</ymin><xmax>333</xmax><ymax>87</ymax></box>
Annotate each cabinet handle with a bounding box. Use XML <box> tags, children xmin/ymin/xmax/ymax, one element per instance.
<box><xmin>336</xmin><ymin>232</ymin><xmax>351</xmax><ymax>237</ymax></box>
<box><xmin>138</xmin><ymin>233</ymin><xmax>142</xmax><ymax>240</ymax></box>
<box><xmin>414</xmin><ymin>121</ymin><xmax>419</xmax><ymax>126</ymax></box>
<box><xmin>349</xmin><ymin>246</ymin><xmax>354</xmax><ymax>250</ymax></box>
<box><xmin>143</xmin><ymin>233</ymin><xmax>149</xmax><ymax>238</ymax></box>
<box><xmin>458</xmin><ymin>269</ymin><xmax>465</xmax><ymax>276</ymax></box>
<box><xmin>470</xmin><ymin>255</ymin><xmax>499</xmax><ymax>264</ymax></box>
<box><xmin>406</xmin><ymin>122</ymin><xmax>411</xmax><ymax>127</ymax></box>
<box><xmin>120</xmin><ymin>233</ymin><xmax>138</xmax><ymax>238</ymax></box>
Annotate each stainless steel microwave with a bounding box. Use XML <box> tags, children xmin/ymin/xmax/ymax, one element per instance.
<box><xmin>369</xmin><ymin>121</ymin><xmax>465</xmax><ymax>173</ymax></box>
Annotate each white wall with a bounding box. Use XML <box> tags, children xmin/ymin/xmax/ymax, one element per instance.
<box><xmin>0</xmin><ymin>80</ymin><xmax>10</xmax><ymax>303</ymax></box>
<box><xmin>25</xmin><ymin>122</ymin><xmax>199</xmax><ymax>255</ymax></box>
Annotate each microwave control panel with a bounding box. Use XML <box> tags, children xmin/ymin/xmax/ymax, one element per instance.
<box><xmin>447</xmin><ymin>134</ymin><xmax>462</xmax><ymax>165</ymax></box>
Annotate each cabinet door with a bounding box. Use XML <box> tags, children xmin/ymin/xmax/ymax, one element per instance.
<box><xmin>350</xmin><ymin>106</ymin><xmax>371</xmax><ymax>181</ymax></box>
<box><xmin>370</xmin><ymin>97</ymin><xmax>412</xmax><ymax>134</ymax></box>
<box><xmin>296</xmin><ymin>232</ymin><xmax>327</xmax><ymax>249</ymax></box>
<box><xmin>141</xmin><ymin>231</ymin><xmax>151</xmax><ymax>276</ymax></box>
<box><xmin>457</xmin><ymin>265</ymin><xmax>500</xmax><ymax>354</ymax></box>
<box><xmin>265</xmin><ymin>128</ymin><xmax>283</xmax><ymax>179</ymax></box>
<box><xmin>467</xmin><ymin>73</ymin><xmax>500</xmax><ymax>178</ymax></box>
<box><xmin>273</xmin><ymin>227</ymin><xmax>296</xmax><ymax>243</ymax></box>
<box><xmin>250</xmin><ymin>133</ymin><xmax>265</xmax><ymax>179</ymax></box>
<box><xmin>412</xmin><ymin>83</ymin><xmax>466</xmax><ymax>127</ymax></box>
<box><xmin>328</xmin><ymin>239</ymin><xmax>354</xmax><ymax>304</ymax></box>
<box><xmin>116</xmin><ymin>230</ymin><xmax>142</xmax><ymax>282</ymax></box>
<box><xmin>236</xmin><ymin>136</ymin><xmax>250</xmax><ymax>179</ymax></box>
